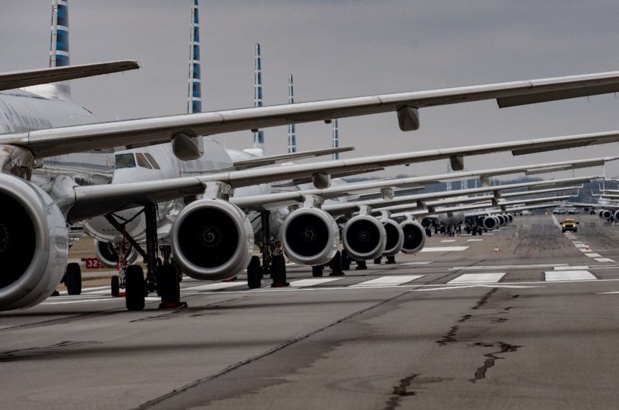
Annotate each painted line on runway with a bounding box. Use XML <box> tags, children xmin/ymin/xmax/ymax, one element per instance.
<box><xmin>450</xmin><ymin>264</ymin><xmax>568</xmax><ymax>271</ymax></box>
<box><xmin>350</xmin><ymin>275</ymin><xmax>424</xmax><ymax>288</ymax></box>
<box><xmin>554</xmin><ymin>266</ymin><xmax>589</xmax><ymax>270</ymax></box>
<box><xmin>467</xmin><ymin>239</ymin><xmax>483</xmax><ymax>242</ymax></box>
<box><xmin>594</xmin><ymin>258</ymin><xmax>615</xmax><ymax>263</ymax></box>
<box><xmin>289</xmin><ymin>278</ymin><xmax>342</xmax><ymax>287</ymax></box>
<box><xmin>440</xmin><ymin>239</ymin><xmax>457</xmax><ymax>243</ymax></box>
<box><xmin>544</xmin><ymin>271</ymin><xmax>597</xmax><ymax>281</ymax></box>
<box><xmin>420</xmin><ymin>246</ymin><xmax>469</xmax><ymax>252</ymax></box>
<box><xmin>584</xmin><ymin>253</ymin><xmax>603</xmax><ymax>258</ymax></box>
<box><xmin>447</xmin><ymin>273</ymin><xmax>505</xmax><ymax>284</ymax></box>
<box><xmin>42</xmin><ymin>298</ymin><xmax>114</xmax><ymax>305</ymax></box>
<box><xmin>400</xmin><ymin>261</ymin><xmax>433</xmax><ymax>266</ymax></box>
<box><xmin>184</xmin><ymin>282</ymin><xmax>246</xmax><ymax>291</ymax></box>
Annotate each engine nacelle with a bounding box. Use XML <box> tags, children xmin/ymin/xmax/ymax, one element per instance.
<box><xmin>600</xmin><ymin>209</ymin><xmax>613</xmax><ymax>220</ymax></box>
<box><xmin>94</xmin><ymin>239</ymin><xmax>138</xmax><ymax>269</ymax></box>
<box><xmin>281</xmin><ymin>207</ymin><xmax>339</xmax><ymax>266</ymax></box>
<box><xmin>342</xmin><ymin>215</ymin><xmax>386</xmax><ymax>261</ymax></box>
<box><xmin>171</xmin><ymin>199</ymin><xmax>254</xmax><ymax>281</ymax></box>
<box><xmin>0</xmin><ymin>174</ymin><xmax>68</xmax><ymax>310</ymax></box>
<box><xmin>482</xmin><ymin>216</ymin><xmax>499</xmax><ymax>230</ymax></box>
<box><xmin>382</xmin><ymin>219</ymin><xmax>404</xmax><ymax>256</ymax></box>
<box><xmin>613</xmin><ymin>210</ymin><xmax>619</xmax><ymax>221</ymax></box>
<box><xmin>400</xmin><ymin>220</ymin><xmax>426</xmax><ymax>254</ymax></box>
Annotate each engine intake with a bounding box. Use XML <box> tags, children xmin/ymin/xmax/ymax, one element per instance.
<box><xmin>171</xmin><ymin>199</ymin><xmax>254</xmax><ymax>280</ymax></box>
<box><xmin>343</xmin><ymin>215</ymin><xmax>386</xmax><ymax>261</ymax></box>
<box><xmin>94</xmin><ymin>239</ymin><xmax>138</xmax><ymax>268</ymax></box>
<box><xmin>281</xmin><ymin>208</ymin><xmax>339</xmax><ymax>266</ymax></box>
<box><xmin>0</xmin><ymin>174</ymin><xmax>68</xmax><ymax>310</ymax></box>
<box><xmin>382</xmin><ymin>219</ymin><xmax>404</xmax><ymax>256</ymax></box>
<box><xmin>400</xmin><ymin>220</ymin><xmax>426</xmax><ymax>254</ymax></box>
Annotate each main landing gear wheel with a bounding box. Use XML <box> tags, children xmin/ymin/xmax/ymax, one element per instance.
<box><xmin>156</xmin><ymin>264</ymin><xmax>185</xmax><ymax>309</ymax></box>
<box><xmin>111</xmin><ymin>275</ymin><xmax>120</xmax><ymax>297</ymax></box>
<box><xmin>271</xmin><ymin>255</ymin><xmax>288</xmax><ymax>287</ymax></box>
<box><xmin>247</xmin><ymin>256</ymin><xmax>262</xmax><ymax>289</ymax></box>
<box><xmin>312</xmin><ymin>265</ymin><xmax>324</xmax><ymax>277</ymax></box>
<box><xmin>125</xmin><ymin>265</ymin><xmax>145</xmax><ymax>311</ymax></box>
<box><xmin>65</xmin><ymin>262</ymin><xmax>82</xmax><ymax>295</ymax></box>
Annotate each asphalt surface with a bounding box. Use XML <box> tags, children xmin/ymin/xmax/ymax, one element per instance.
<box><xmin>3</xmin><ymin>214</ymin><xmax>619</xmax><ymax>409</ymax></box>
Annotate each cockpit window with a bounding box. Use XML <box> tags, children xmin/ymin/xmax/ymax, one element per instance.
<box><xmin>144</xmin><ymin>153</ymin><xmax>161</xmax><ymax>169</ymax></box>
<box><xmin>115</xmin><ymin>153</ymin><xmax>136</xmax><ymax>169</ymax></box>
<box><xmin>135</xmin><ymin>153</ymin><xmax>153</xmax><ymax>169</ymax></box>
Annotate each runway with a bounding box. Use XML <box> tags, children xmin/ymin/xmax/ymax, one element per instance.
<box><xmin>3</xmin><ymin>214</ymin><xmax>619</xmax><ymax>409</ymax></box>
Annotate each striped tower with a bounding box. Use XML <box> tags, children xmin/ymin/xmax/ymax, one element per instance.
<box><xmin>50</xmin><ymin>0</ymin><xmax>71</xmax><ymax>97</ymax></box>
<box><xmin>187</xmin><ymin>0</ymin><xmax>202</xmax><ymax>114</ymax></box>
<box><xmin>332</xmin><ymin>119</ymin><xmax>339</xmax><ymax>160</ymax></box>
<box><xmin>287</xmin><ymin>74</ymin><xmax>297</xmax><ymax>153</ymax></box>
<box><xmin>253</xmin><ymin>43</ymin><xmax>264</xmax><ymax>151</ymax></box>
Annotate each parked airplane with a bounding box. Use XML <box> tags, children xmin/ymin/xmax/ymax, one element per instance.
<box><xmin>6</xmin><ymin>0</ymin><xmax>619</xmax><ymax>311</ymax></box>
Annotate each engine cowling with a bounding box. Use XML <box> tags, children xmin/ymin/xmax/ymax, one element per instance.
<box><xmin>482</xmin><ymin>216</ymin><xmax>499</xmax><ymax>230</ymax></box>
<box><xmin>342</xmin><ymin>215</ymin><xmax>386</xmax><ymax>261</ymax></box>
<box><xmin>400</xmin><ymin>220</ymin><xmax>426</xmax><ymax>254</ymax></box>
<box><xmin>0</xmin><ymin>174</ymin><xmax>68</xmax><ymax>310</ymax></box>
<box><xmin>171</xmin><ymin>199</ymin><xmax>254</xmax><ymax>281</ymax></box>
<box><xmin>600</xmin><ymin>209</ymin><xmax>613</xmax><ymax>220</ymax></box>
<box><xmin>382</xmin><ymin>219</ymin><xmax>404</xmax><ymax>256</ymax></box>
<box><xmin>613</xmin><ymin>210</ymin><xmax>619</xmax><ymax>221</ymax></box>
<box><xmin>94</xmin><ymin>239</ymin><xmax>138</xmax><ymax>269</ymax></box>
<box><xmin>281</xmin><ymin>207</ymin><xmax>339</xmax><ymax>266</ymax></box>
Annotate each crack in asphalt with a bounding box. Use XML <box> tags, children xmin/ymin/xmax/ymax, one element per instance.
<box><xmin>0</xmin><ymin>340</ymin><xmax>101</xmax><ymax>362</ymax></box>
<box><xmin>384</xmin><ymin>374</ymin><xmax>418</xmax><ymax>410</ymax></box>
<box><xmin>470</xmin><ymin>342</ymin><xmax>521</xmax><ymax>383</ymax></box>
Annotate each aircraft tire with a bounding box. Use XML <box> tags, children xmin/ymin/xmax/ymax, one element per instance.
<box><xmin>111</xmin><ymin>276</ymin><xmax>120</xmax><ymax>297</ymax></box>
<box><xmin>65</xmin><ymin>263</ymin><xmax>82</xmax><ymax>295</ymax></box>
<box><xmin>312</xmin><ymin>265</ymin><xmax>324</xmax><ymax>277</ymax></box>
<box><xmin>247</xmin><ymin>256</ymin><xmax>261</xmax><ymax>289</ymax></box>
<box><xmin>157</xmin><ymin>264</ymin><xmax>180</xmax><ymax>306</ymax></box>
<box><xmin>125</xmin><ymin>265</ymin><xmax>145</xmax><ymax>311</ymax></box>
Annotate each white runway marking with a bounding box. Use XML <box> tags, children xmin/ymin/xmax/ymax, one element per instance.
<box><xmin>579</xmin><ymin>248</ymin><xmax>593</xmax><ymax>253</ymax></box>
<box><xmin>451</xmin><ymin>264</ymin><xmax>567</xmax><ymax>271</ymax></box>
<box><xmin>350</xmin><ymin>275</ymin><xmax>423</xmax><ymax>288</ymax></box>
<box><xmin>420</xmin><ymin>246</ymin><xmax>469</xmax><ymax>252</ymax></box>
<box><xmin>289</xmin><ymin>278</ymin><xmax>342</xmax><ymax>288</ymax></box>
<box><xmin>584</xmin><ymin>253</ymin><xmax>603</xmax><ymax>258</ymax></box>
<box><xmin>594</xmin><ymin>258</ymin><xmax>615</xmax><ymax>263</ymax></box>
<box><xmin>544</xmin><ymin>271</ymin><xmax>597</xmax><ymax>281</ymax></box>
<box><xmin>467</xmin><ymin>239</ymin><xmax>484</xmax><ymax>242</ymax></box>
<box><xmin>400</xmin><ymin>261</ymin><xmax>433</xmax><ymax>266</ymax></box>
<box><xmin>440</xmin><ymin>239</ymin><xmax>457</xmax><ymax>243</ymax></box>
<box><xmin>554</xmin><ymin>266</ymin><xmax>589</xmax><ymax>270</ymax></box>
<box><xmin>447</xmin><ymin>273</ymin><xmax>505</xmax><ymax>284</ymax></box>
<box><xmin>43</xmin><ymin>298</ymin><xmax>113</xmax><ymax>305</ymax></box>
<box><xmin>184</xmin><ymin>282</ymin><xmax>245</xmax><ymax>291</ymax></box>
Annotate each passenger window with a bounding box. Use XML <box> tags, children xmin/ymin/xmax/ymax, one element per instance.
<box><xmin>136</xmin><ymin>153</ymin><xmax>153</xmax><ymax>169</ymax></box>
<box><xmin>115</xmin><ymin>153</ymin><xmax>136</xmax><ymax>169</ymax></box>
<box><xmin>144</xmin><ymin>153</ymin><xmax>161</xmax><ymax>169</ymax></box>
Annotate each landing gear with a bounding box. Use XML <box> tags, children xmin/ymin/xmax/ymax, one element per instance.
<box><xmin>125</xmin><ymin>265</ymin><xmax>145</xmax><ymax>311</ymax></box>
<box><xmin>111</xmin><ymin>275</ymin><xmax>120</xmax><ymax>297</ymax></box>
<box><xmin>312</xmin><ymin>265</ymin><xmax>324</xmax><ymax>277</ymax></box>
<box><xmin>65</xmin><ymin>262</ymin><xmax>82</xmax><ymax>295</ymax></box>
<box><xmin>105</xmin><ymin>202</ymin><xmax>185</xmax><ymax>311</ymax></box>
<box><xmin>356</xmin><ymin>260</ymin><xmax>367</xmax><ymax>270</ymax></box>
<box><xmin>330</xmin><ymin>251</ymin><xmax>344</xmax><ymax>276</ymax></box>
<box><xmin>271</xmin><ymin>254</ymin><xmax>288</xmax><ymax>287</ymax></box>
<box><xmin>247</xmin><ymin>256</ymin><xmax>262</xmax><ymax>289</ymax></box>
<box><xmin>386</xmin><ymin>255</ymin><xmax>396</xmax><ymax>264</ymax></box>
<box><xmin>374</xmin><ymin>256</ymin><xmax>382</xmax><ymax>265</ymax></box>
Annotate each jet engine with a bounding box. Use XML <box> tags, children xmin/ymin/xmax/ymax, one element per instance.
<box><xmin>342</xmin><ymin>215</ymin><xmax>386</xmax><ymax>261</ymax></box>
<box><xmin>382</xmin><ymin>219</ymin><xmax>404</xmax><ymax>256</ymax></box>
<box><xmin>600</xmin><ymin>209</ymin><xmax>613</xmax><ymax>220</ymax></box>
<box><xmin>400</xmin><ymin>220</ymin><xmax>426</xmax><ymax>254</ymax></box>
<box><xmin>613</xmin><ymin>210</ymin><xmax>619</xmax><ymax>221</ymax></box>
<box><xmin>0</xmin><ymin>174</ymin><xmax>68</xmax><ymax>310</ymax></box>
<box><xmin>171</xmin><ymin>199</ymin><xmax>254</xmax><ymax>281</ymax></box>
<box><xmin>94</xmin><ymin>239</ymin><xmax>138</xmax><ymax>268</ymax></box>
<box><xmin>482</xmin><ymin>216</ymin><xmax>499</xmax><ymax>230</ymax></box>
<box><xmin>281</xmin><ymin>207</ymin><xmax>339</xmax><ymax>266</ymax></box>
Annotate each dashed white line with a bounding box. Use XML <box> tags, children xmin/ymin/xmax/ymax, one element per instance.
<box><xmin>448</xmin><ymin>273</ymin><xmax>505</xmax><ymax>284</ymax></box>
<box><xmin>544</xmin><ymin>271</ymin><xmax>597</xmax><ymax>281</ymax></box>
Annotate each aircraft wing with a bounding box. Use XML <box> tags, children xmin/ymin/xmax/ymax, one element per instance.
<box><xmin>66</xmin><ymin>147</ymin><xmax>613</xmax><ymax>223</ymax></box>
<box><xmin>0</xmin><ymin>61</ymin><xmax>139</xmax><ymax>92</ymax></box>
<box><xmin>395</xmin><ymin>194</ymin><xmax>577</xmax><ymax>218</ymax></box>
<box><xmin>5</xmin><ymin>71</ymin><xmax>619</xmax><ymax>157</ymax></box>
<box><xmin>233</xmin><ymin>154</ymin><xmax>610</xmax><ymax>212</ymax></box>
<box><xmin>232</xmin><ymin>146</ymin><xmax>355</xmax><ymax>170</ymax></box>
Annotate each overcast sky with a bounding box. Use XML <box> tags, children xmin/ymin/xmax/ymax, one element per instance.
<box><xmin>3</xmin><ymin>0</ymin><xmax>619</xmax><ymax>180</ymax></box>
